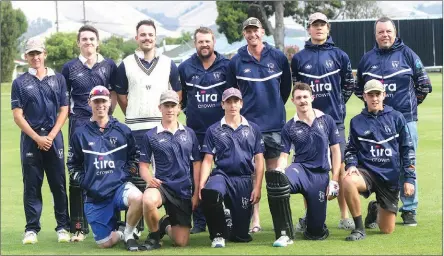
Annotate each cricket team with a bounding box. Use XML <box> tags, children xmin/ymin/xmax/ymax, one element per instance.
<box><xmin>12</xmin><ymin>11</ymin><xmax>432</xmax><ymax>250</ymax></box>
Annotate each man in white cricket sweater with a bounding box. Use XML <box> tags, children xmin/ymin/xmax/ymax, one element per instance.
<box><xmin>115</xmin><ymin>19</ymin><xmax>182</xmax><ymax>235</ymax></box>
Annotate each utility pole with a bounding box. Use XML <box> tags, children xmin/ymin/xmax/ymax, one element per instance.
<box><xmin>55</xmin><ymin>1</ymin><xmax>59</xmax><ymax>32</ymax></box>
<box><xmin>83</xmin><ymin>0</ymin><xmax>87</xmax><ymax>24</ymax></box>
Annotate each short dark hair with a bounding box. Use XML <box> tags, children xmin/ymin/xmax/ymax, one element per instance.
<box><xmin>292</xmin><ymin>82</ymin><xmax>312</xmax><ymax>97</ymax></box>
<box><xmin>194</xmin><ymin>27</ymin><xmax>214</xmax><ymax>41</ymax></box>
<box><xmin>136</xmin><ymin>20</ymin><xmax>156</xmax><ymax>34</ymax></box>
<box><xmin>77</xmin><ymin>25</ymin><xmax>99</xmax><ymax>41</ymax></box>
<box><xmin>374</xmin><ymin>16</ymin><xmax>397</xmax><ymax>35</ymax></box>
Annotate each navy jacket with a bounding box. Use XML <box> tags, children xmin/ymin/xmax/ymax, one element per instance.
<box><xmin>67</xmin><ymin>117</ymin><xmax>139</xmax><ymax>202</ymax></box>
<box><xmin>345</xmin><ymin>105</ymin><xmax>416</xmax><ymax>187</ymax></box>
<box><xmin>226</xmin><ymin>42</ymin><xmax>292</xmax><ymax>133</ymax></box>
<box><xmin>178</xmin><ymin>52</ymin><xmax>230</xmax><ymax>139</ymax></box>
<box><xmin>291</xmin><ymin>37</ymin><xmax>355</xmax><ymax>124</ymax></box>
<box><xmin>356</xmin><ymin>38</ymin><xmax>432</xmax><ymax>122</ymax></box>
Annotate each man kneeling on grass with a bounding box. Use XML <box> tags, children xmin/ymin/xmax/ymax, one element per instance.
<box><xmin>67</xmin><ymin>86</ymin><xmax>143</xmax><ymax>251</ymax></box>
<box><xmin>342</xmin><ymin>79</ymin><xmax>416</xmax><ymax>241</ymax></box>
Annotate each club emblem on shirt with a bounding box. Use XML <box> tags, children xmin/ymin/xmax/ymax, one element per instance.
<box><xmin>267</xmin><ymin>63</ymin><xmax>275</xmax><ymax>73</ymax></box>
<box><xmin>48</xmin><ymin>79</ymin><xmax>56</xmax><ymax>88</ymax></box>
<box><xmin>242</xmin><ymin>127</ymin><xmax>250</xmax><ymax>138</ymax></box>
<box><xmin>58</xmin><ymin>149</ymin><xmax>64</xmax><ymax>159</ymax></box>
<box><xmin>319</xmin><ymin>191</ymin><xmax>325</xmax><ymax>202</ymax></box>
<box><xmin>179</xmin><ymin>134</ymin><xmax>187</xmax><ymax>142</ymax></box>
<box><xmin>391</xmin><ymin>61</ymin><xmax>399</xmax><ymax>69</ymax></box>
<box><xmin>241</xmin><ymin>197</ymin><xmax>249</xmax><ymax>209</ymax></box>
<box><xmin>384</xmin><ymin>125</ymin><xmax>392</xmax><ymax>134</ymax></box>
<box><xmin>146</xmin><ymin>85</ymin><xmax>152</xmax><ymax>90</ymax></box>
<box><xmin>100</xmin><ymin>67</ymin><xmax>106</xmax><ymax>75</ymax></box>
<box><xmin>109</xmin><ymin>137</ymin><xmax>117</xmax><ymax>145</ymax></box>
<box><xmin>305</xmin><ymin>64</ymin><xmax>312</xmax><ymax>70</ymax></box>
<box><xmin>213</xmin><ymin>72</ymin><xmax>221</xmax><ymax>81</ymax></box>
<box><xmin>325</xmin><ymin>60</ymin><xmax>334</xmax><ymax>69</ymax></box>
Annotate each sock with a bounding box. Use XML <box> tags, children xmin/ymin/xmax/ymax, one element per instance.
<box><xmin>124</xmin><ymin>223</ymin><xmax>136</xmax><ymax>242</ymax></box>
<box><xmin>353</xmin><ymin>215</ymin><xmax>364</xmax><ymax>231</ymax></box>
<box><xmin>149</xmin><ymin>231</ymin><xmax>160</xmax><ymax>241</ymax></box>
<box><xmin>116</xmin><ymin>230</ymin><xmax>124</xmax><ymax>241</ymax></box>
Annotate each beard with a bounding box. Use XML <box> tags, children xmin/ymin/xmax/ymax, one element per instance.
<box><xmin>197</xmin><ymin>48</ymin><xmax>213</xmax><ymax>59</ymax></box>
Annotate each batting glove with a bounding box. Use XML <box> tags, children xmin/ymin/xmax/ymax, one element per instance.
<box><xmin>328</xmin><ymin>180</ymin><xmax>339</xmax><ymax>197</ymax></box>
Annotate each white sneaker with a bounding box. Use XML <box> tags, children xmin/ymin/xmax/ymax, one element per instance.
<box><xmin>211</xmin><ymin>237</ymin><xmax>225</xmax><ymax>248</ymax></box>
<box><xmin>23</xmin><ymin>231</ymin><xmax>38</xmax><ymax>244</ymax></box>
<box><xmin>57</xmin><ymin>229</ymin><xmax>71</xmax><ymax>243</ymax></box>
<box><xmin>70</xmin><ymin>231</ymin><xmax>86</xmax><ymax>242</ymax></box>
<box><xmin>273</xmin><ymin>235</ymin><xmax>293</xmax><ymax>247</ymax></box>
<box><xmin>338</xmin><ymin>218</ymin><xmax>355</xmax><ymax>230</ymax></box>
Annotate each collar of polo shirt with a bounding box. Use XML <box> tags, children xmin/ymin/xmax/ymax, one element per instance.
<box><xmin>156</xmin><ymin>122</ymin><xmax>185</xmax><ymax>134</ymax></box>
<box><xmin>220</xmin><ymin>116</ymin><xmax>249</xmax><ymax>127</ymax></box>
<box><xmin>28</xmin><ymin>67</ymin><xmax>56</xmax><ymax>77</ymax></box>
<box><xmin>293</xmin><ymin>109</ymin><xmax>324</xmax><ymax>122</ymax></box>
<box><xmin>78</xmin><ymin>53</ymin><xmax>104</xmax><ymax>64</ymax></box>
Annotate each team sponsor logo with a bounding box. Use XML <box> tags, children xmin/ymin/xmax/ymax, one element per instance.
<box><xmin>26</xmin><ymin>85</ymin><xmax>34</xmax><ymax>89</ymax></box>
<box><xmin>310</xmin><ymin>80</ymin><xmax>332</xmax><ymax>98</ymax></box>
<box><xmin>159</xmin><ymin>138</ymin><xmax>167</xmax><ymax>143</ymax></box>
<box><xmin>243</xmin><ymin>68</ymin><xmax>251</xmax><ymax>73</ymax></box>
<box><xmin>325</xmin><ymin>59</ymin><xmax>334</xmax><ymax>69</ymax></box>
<box><xmin>319</xmin><ymin>191</ymin><xmax>325</xmax><ymax>202</ymax></box>
<box><xmin>370</xmin><ymin>144</ymin><xmax>392</xmax><ymax>163</ymax></box>
<box><xmin>192</xmin><ymin>75</ymin><xmax>199</xmax><ymax>80</ymax></box>
<box><xmin>88</xmin><ymin>142</ymin><xmax>95</xmax><ymax>146</ymax></box>
<box><xmin>58</xmin><ymin>149</ymin><xmax>64</xmax><ymax>159</ymax></box>
<box><xmin>26</xmin><ymin>152</ymin><xmax>33</xmax><ymax>157</ymax></box>
<box><xmin>94</xmin><ymin>156</ymin><xmax>115</xmax><ymax>172</ymax></box>
<box><xmin>391</xmin><ymin>61</ymin><xmax>400</xmax><ymax>68</ymax></box>
<box><xmin>415</xmin><ymin>59</ymin><xmax>423</xmax><ymax>69</ymax></box>
<box><xmin>213</xmin><ymin>72</ymin><xmax>221</xmax><ymax>81</ymax></box>
<box><xmin>109</xmin><ymin>137</ymin><xmax>117</xmax><ymax>146</ymax></box>
<box><xmin>77</xmin><ymin>73</ymin><xmax>84</xmax><ymax>77</ymax></box>
<box><xmin>267</xmin><ymin>63</ymin><xmax>275</xmax><ymax>73</ymax></box>
<box><xmin>371</xmin><ymin>65</ymin><xmax>378</xmax><ymax>69</ymax></box>
<box><xmin>347</xmin><ymin>62</ymin><xmax>352</xmax><ymax>71</ymax></box>
<box><xmin>195</xmin><ymin>90</ymin><xmax>218</xmax><ymax>108</ymax></box>
<box><xmin>305</xmin><ymin>64</ymin><xmax>312</xmax><ymax>70</ymax></box>
<box><xmin>364</xmin><ymin>130</ymin><xmax>371</xmax><ymax>135</ymax></box>
<box><xmin>241</xmin><ymin>197</ymin><xmax>249</xmax><ymax>209</ymax></box>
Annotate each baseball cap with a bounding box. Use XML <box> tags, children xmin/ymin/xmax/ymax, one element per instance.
<box><xmin>222</xmin><ymin>88</ymin><xmax>242</xmax><ymax>101</ymax></box>
<box><xmin>159</xmin><ymin>90</ymin><xmax>179</xmax><ymax>104</ymax></box>
<box><xmin>364</xmin><ymin>79</ymin><xmax>385</xmax><ymax>93</ymax></box>
<box><xmin>25</xmin><ymin>37</ymin><xmax>46</xmax><ymax>54</ymax></box>
<box><xmin>308</xmin><ymin>12</ymin><xmax>329</xmax><ymax>25</ymax></box>
<box><xmin>89</xmin><ymin>85</ymin><xmax>111</xmax><ymax>101</ymax></box>
<box><xmin>242</xmin><ymin>17</ymin><xmax>262</xmax><ymax>30</ymax></box>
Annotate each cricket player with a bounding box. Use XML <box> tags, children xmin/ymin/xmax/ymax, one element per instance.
<box><xmin>226</xmin><ymin>17</ymin><xmax>292</xmax><ymax>233</ymax></box>
<box><xmin>198</xmin><ymin>88</ymin><xmax>265</xmax><ymax>248</ymax></box>
<box><xmin>12</xmin><ymin>37</ymin><xmax>71</xmax><ymax>244</ymax></box>
<box><xmin>343</xmin><ymin>79</ymin><xmax>416</xmax><ymax>241</ymax></box>
<box><xmin>266</xmin><ymin>82</ymin><xmax>341</xmax><ymax>247</ymax></box>
<box><xmin>291</xmin><ymin>12</ymin><xmax>355</xmax><ymax>230</ymax></box>
<box><xmin>138</xmin><ymin>90</ymin><xmax>202</xmax><ymax>250</ymax></box>
<box><xmin>178</xmin><ymin>26</ymin><xmax>230</xmax><ymax>234</ymax></box>
<box><xmin>61</xmin><ymin>24</ymin><xmax>119</xmax><ymax>241</ymax></box>
<box><xmin>67</xmin><ymin>86</ymin><xmax>143</xmax><ymax>251</ymax></box>
<box><xmin>115</xmin><ymin>19</ymin><xmax>182</xmax><ymax>235</ymax></box>
<box><xmin>355</xmin><ymin>16</ymin><xmax>432</xmax><ymax>226</ymax></box>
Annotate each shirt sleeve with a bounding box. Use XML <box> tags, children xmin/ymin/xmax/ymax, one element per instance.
<box><xmin>406</xmin><ymin>49</ymin><xmax>432</xmax><ymax>105</ymax></box>
<box><xmin>326</xmin><ymin>115</ymin><xmax>340</xmax><ymax>146</ymax></box>
<box><xmin>67</xmin><ymin>133</ymin><xmax>85</xmax><ymax>185</ymax></box>
<box><xmin>61</xmin><ymin>63</ymin><xmax>71</xmax><ymax>97</ymax></box>
<box><xmin>226</xmin><ymin>58</ymin><xmax>238</xmax><ymax>88</ymax></box>
<box><xmin>280</xmin><ymin>123</ymin><xmax>292</xmax><ymax>154</ymax></box>
<box><xmin>178</xmin><ymin>63</ymin><xmax>188</xmax><ymax>110</ymax></box>
<box><xmin>109</xmin><ymin>60</ymin><xmax>119</xmax><ymax>92</ymax></box>
<box><xmin>397</xmin><ymin>115</ymin><xmax>416</xmax><ymax>184</ymax></box>
<box><xmin>189</xmin><ymin>129</ymin><xmax>202</xmax><ymax>161</ymax></box>
<box><xmin>354</xmin><ymin>58</ymin><xmax>365</xmax><ymax>102</ymax></box>
<box><xmin>201</xmin><ymin>127</ymin><xmax>215</xmax><ymax>155</ymax></box>
<box><xmin>139</xmin><ymin>132</ymin><xmax>153</xmax><ymax>163</ymax></box>
<box><xmin>279</xmin><ymin>52</ymin><xmax>292</xmax><ymax>104</ymax></box>
<box><xmin>11</xmin><ymin>79</ymin><xmax>22</xmax><ymax>109</ymax></box>
<box><xmin>169</xmin><ymin>60</ymin><xmax>182</xmax><ymax>92</ymax></box>
<box><xmin>57</xmin><ymin>74</ymin><xmax>69</xmax><ymax>106</ymax></box>
<box><xmin>291</xmin><ymin>54</ymin><xmax>301</xmax><ymax>83</ymax></box>
<box><xmin>340</xmin><ymin>53</ymin><xmax>355</xmax><ymax>104</ymax></box>
<box><xmin>253</xmin><ymin>125</ymin><xmax>265</xmax><ymax>155</ymax></box>
<box><xmin>115</xmin><ymin>62</ymin><xmax>129</xmax><ymax>95</ymax></box>
<box><xmin>344</xmin><ymin>120</ymin><xmax>359</xmax><ymax>170</ymax></box>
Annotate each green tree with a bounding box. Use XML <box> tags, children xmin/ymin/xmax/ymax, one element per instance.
<box><xmin>121</xmin><ymin>39</ymin><xmax>138</xmax><ymax>58</ymax></box>
<box><xmin>45</xmin><ymin>32</ymin><xmax>79</xmax><ymax>72</ymax></box>
<box><xmin>100</xmin><ymin>35</ymin><xmax>124</xmax><ymax>62</ymax></box>
<box><xmin>341</xmin><ymin>1</ymin><xmax>383</xmax><ymax>19</ymax></box>
<box><xmin>1</xmin><ymin>1</ymin><xmax>28</xmax><ymax>82</ymax></box>
<box><xmin>165</xmin><ymin>31</ymin><xmax>192</xmax><ymax>45</ymax></box>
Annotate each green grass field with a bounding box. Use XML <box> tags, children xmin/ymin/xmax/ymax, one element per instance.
<box><xmin>1</xmin><ymin>73</ymin><xmax>442</xmax><ymax>255</ymax></box>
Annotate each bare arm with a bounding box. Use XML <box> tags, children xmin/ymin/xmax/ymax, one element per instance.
<box><xmin>109</xmin><ymin>91</ymin><xmax>118</xmax><ymax>115</ymax></box>
<box><xmin>116</xmin><ymin>94</ymin><xmax>128</xmax><ymax>116</ymax></box>
<box><xmin>139</xmin><ymin>161</ymin><xmax>162</xmax><ymax>188</ymax></box>
<box><xmin>13</xmin><ymin>108</ymin><xmax>49</xmax><ymax>150</ymax></box>
<box><xmin>276</xmin><ymin>152</ymin><xmax>290</xmax><ymax>171</ymax></box>
<box><xmin>329</xmin><ymin>144</ymin><xmax>341</xmax><ymax>181</ymax></box>
<box><xmin>48</xmin><ymin>106</ymin><xmax>68</xmax><ymax>140</ymax></box>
